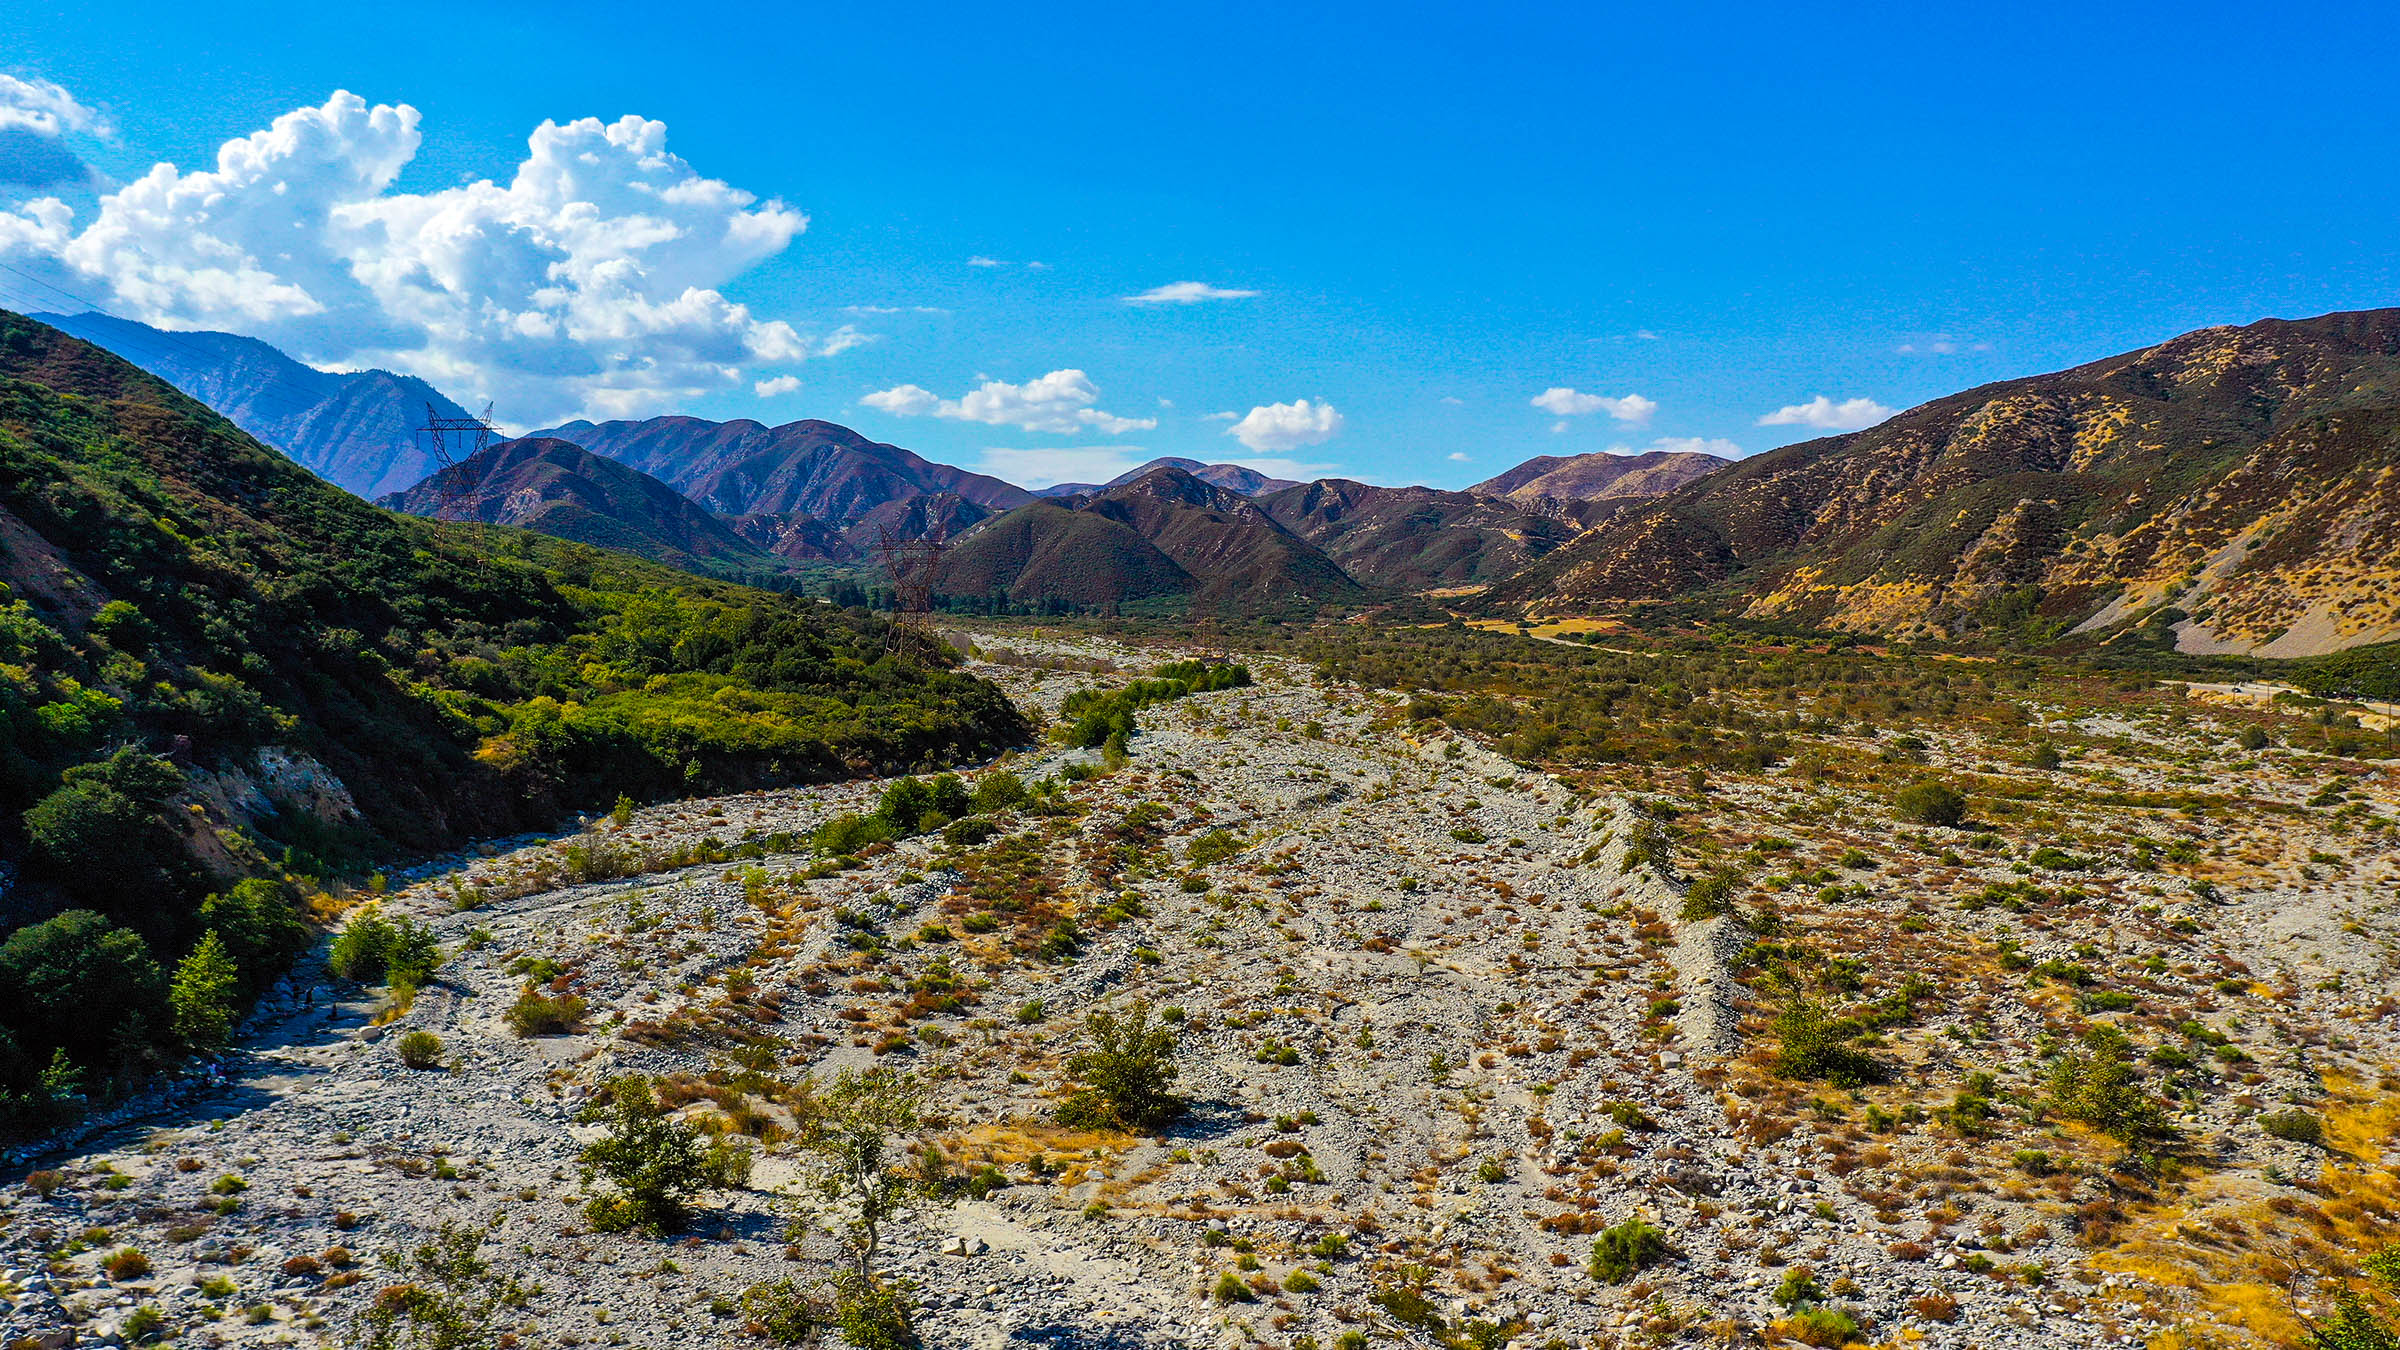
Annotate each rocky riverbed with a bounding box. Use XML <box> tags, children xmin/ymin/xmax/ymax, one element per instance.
<box><xmin>4</xmin><ymin>630</ymin><xmax>2394</xmax><ymax>1349</ymax></box>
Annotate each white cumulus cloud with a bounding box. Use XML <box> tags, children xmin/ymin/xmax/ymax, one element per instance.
<box><xmin>1226</xmin><ymin>398</ymin><xmax>1342</xmax><ymax>453</ymax></box>
<box><xmin>0</xmin><ymin>75</ymin><xmax>106</xmax><ymax>188</ymax></box>
<box><xmin>0</xmin><ymin>87</ymin><xmax>861</xmax><ymax>425</ymax></box>
<box><xmin>973</xmin><ymin>446</ymin><xmax>1146</xmax><ymax>489</ymax></box>
<box><xmin>754</xmin><ymin>375</ymin><xmax>803</xmax><ymax>397</ymax></box>
<box><xmin>1123</xmin><ymin>280</ymin><xmax>1259</xmax><ymax>306</ymax></box>
<box><xmin>1530</xmin><ymin>387</ymin><xmax>1656</xmax><ymax>424</ymax></box>
<box><xmin>860</xmin><ymin>369</ymin><xmax>1156</xmax><ymax>435</ymax></box>
<box><xmin>1613</xmin><ymin>436</ymin><xmax>1744</xmax><ymax>458</ymax></box>
<box><xmin>1757</xmin><ymin>395</ymin><xmax>1896</xmax><ymax>431</ymax></box>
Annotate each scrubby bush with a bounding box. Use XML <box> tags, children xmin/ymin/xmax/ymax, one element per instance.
<box><xmin>2260</xmin><ymin>1110</ymin><xmax>2325</xmax><ymax>1146</ymax></box>
<box><xmin>578</xmin><ymin>1075</ymin><xmax>752</xmax><ymax>1235</ymax></box>
<box><xmin>397</xmin><ymin>1032</ymin><xmax>445</xmax><ymax>1070</ymax></box>
<box><xmin>2046</xmin><ymin>1027</ymin><xmax>2167</xmax><ymax>1144</ymax></box>
<box><xmin>505</xmin><ymin>990</ymin><xmax>587</xmax><ymax>1037</ymax></box>
<box><xmin>1779</xmin><ymin>1307</ymin><xmax>1863</xmax><ymax>1347</ymax></box>
<box><xmin>1680</xmin><ymin>866</ymin><xmax>1744</xmax><ymax>921</ymax></box>
<box><xmin>1185</xmin><ymin>828</ymin><xmax>1247</xmax><ymax>867</ymax></box>
<box><xmin>345</xmin><ymin>1222</ymin><xmax>527</xmax><ymax>1350</ymax></box>
<box><xmin>1588</xmin><ymin>1217</ymin><xmax>1670</xmax><ymax>1283</ymax></box>
<box><xmin>969</xmin><ymin>769</ymin><xmax>1030</xmax><ymax>815</ymax></box>
<box><xmin>1056</xmin><ymin>1000</ymin><xmax>1181</xmax><ymax>1130</ymax></box>
<box><xmin>1892</xmin><ymin>780</ymin><xmax>1967</xmax><ymax>827</ymax></box>
<box><xmin>1770</xmin><ymin>999</ymin><xmax>1882</xmax><ymax>1087</ymax></box>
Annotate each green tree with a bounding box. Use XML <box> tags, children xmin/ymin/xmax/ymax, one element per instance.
<box><xmin>577</xmin><ymin>1075</ymin><xmax>751</xmax><ymax>1235</ymax></box>
<box><xmin>168</xmin><ymin>932</ymin><xmax>241</xmax><ymax>1051</ymax></box>
<box><xmin>1056</xmin><ymin>1000</ymin><xmax>1182</xmax><ymax>1130</ymax></box>
<box><xmin>790</xmin><ymin>1068</ymin><xmax>951</xmax><ymax>1345</ymax></box>
<box><xmin>344</xmin><ymin>1222</ymin><xmax>527</xmax><ymax>1350</ymax></box>
<box><xmin>2046</xmin><ymin>1026</ymin><xmax>2167</xmax><ymax>1145</ymax></box>
<box><xmin>329</xmin><ymin>911</ymin><xmax>442</xmax><ymax>990</ymax></box>
<box><xmin>2309</xmin><ymin>1244</ymin><xmax>2400</xmax><ymax>1350</ymax></box>
<box><xmin>23</xmin><ymin>773</ymin><xmax>166</xmax><ymax>905</ymax></box>
<box><xmin>199</xmin><ymin>879</ymin><xmax>309</xmax><ymax>993</ymax></box>
<box><xmin>0</xmin><ymin>910</ymin><xmax>166</xmax><ymax>1072</ymax></box>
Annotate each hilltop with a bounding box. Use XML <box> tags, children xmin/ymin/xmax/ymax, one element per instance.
<box><xmin>377</xmin><ymin>437</ymin><xmax>792</xmax><ymax>583</ymax></box>
<box><xmin>1490</xmin><ymin>309</ymin><xmax>2400</xmax><ymax>656</ymax></box>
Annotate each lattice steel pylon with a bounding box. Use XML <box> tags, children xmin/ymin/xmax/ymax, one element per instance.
<box><xmin>414</xmin><ymin>401</ymin><xmax>500</xmax><ymax>508</ymax></box>
<box><xmin>874</xmin><ymin>525</ymin><xmax>945</xmax><ymax>638</ymax></box>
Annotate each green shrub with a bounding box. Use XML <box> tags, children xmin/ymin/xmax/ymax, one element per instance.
<box><xmin>397</xmin><ymin>1031</ymin><xmax>446</xmax><ymax>1070</ymax></box>
<box><xmin>1680</xmin><ymin>866</ymin><xmax>1745</xmax><ymax>921</ymax></box>
<box><xmin>739</xmin><ymin>1277</ymin><xmax>829</xmax><ymax>1345</ymax></box>
<box><xmin>2260</xmin><ymin>1110</ymin><xmax>2325</xmax><ymax>1146</ymax></box>
<box><xmin>1770</xmin><ymin>999</ymin><xmax>1882</xmax><ymax>1087</ymax></box>
<box><xmin>1780</xmin><ymin>1306</ymin><xmax>1862</xmax><ymax>1347</ymax></box>
<box><xmin>811</xmin><ymin>812</ymin><xmax>895</xmax><ymax>858</ymax></box>
<box><xmin>941</xmin><ymin>816</ymin><xmax>997</xmax><ymax>846</ymax></box>
<box><xmin>969</xmin><ymin>770</ymin><xmax>1030</xmax><ymax>815</ymax></box>
<box><xmin>1774</xmin><ymin>1267</ymin><xmax>1824</xmax><ymax>1308</ymax></box>
<box><xmin>965</xmin><ymin>1164</ymin><xmax>1009</xmax><ymax>1199</ymax></box>
<box><xmin>1588</xmin><ymin>1217</ymin><xmax>1670</xmax><ymax>1283</ymax></box>
<box><xmin>327</xmin><ymin>912</ymin><xmax>440</xmax><ymax>988</ymax></box>
<box><xmin>1186</xmin><ymin>828</ymin><xmax>1246</xmax><ymax>867</ymax></box>
<box><xmin>505</xmin><ymin>990</ymin><xmax>587</xmax><ymax>1037</ymax></box>
<box><xmin>577</xmin><ymin>1076</ymin><xmax>751</xmax><ymax>1235</ymax></box>
<box><xmin>1057</xmin><ymin>1000</ymin><xmax>1181</xmax><ymax>1130</ymax></box>
<box><xmin>1892</xmin><ymin>780</ymin><xmax>1967</xmax><ymax>827</ymax></box>
<box><xmin>2046</xmin><ymin>1028</ymin><xmax>2167</xmax><ymax>1144</ymax></box>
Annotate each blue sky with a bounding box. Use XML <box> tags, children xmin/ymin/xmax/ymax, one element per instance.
<box><xmin>1</xmin><ymin>1</ymin><xmax>2396</xmax><ymax>490</ymax></box>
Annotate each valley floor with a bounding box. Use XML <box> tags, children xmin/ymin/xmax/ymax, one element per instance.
<box><xmin>3</xmin><ymin>630</ymin><xmax>2395</xmax><ymax>1349</ymax></box>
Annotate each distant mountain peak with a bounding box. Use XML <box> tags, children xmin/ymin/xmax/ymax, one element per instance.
<box><xmin>525</xmin><ymin>413</ymin><xmax>1032</xmax><ymax>522</ymax></box>
<box><xmin>31</xmin><ymin>311</ymin><xmax>475</xmax><ymax>498</ymax></box>
<box><xmin>377</xmin><ymin>435</ymin><xmax>782</xmax><ymax>578</ymax></box>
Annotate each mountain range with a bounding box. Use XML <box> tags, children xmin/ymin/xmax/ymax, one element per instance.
<box><xmin>31</xmin><ymin>311</ymin><xmax>474</xmax><ymax>498</ymax></box>
<box><xmin>534</xmin><ymin>415</ymin><xmax>1033</xmax><ymax>520</ymax></box>
<box><xmin>1033</xmin><ymin>457</ymin><xmax>1303</xmax><ymax>498</ymax></box>
<box><xmin>375</xmin><ymin>437</ymin><xmax>788</xmax><ymax>582</ymax></box>
<box><xmin>1485</xmin><ymin>308</ymin><xmax>2400</xmax><ymax>657</ymax></box>
<box><xmin>33</xmin><ymin>309</ymin><xmax>2400</xmax><ymax>655</ymax></box>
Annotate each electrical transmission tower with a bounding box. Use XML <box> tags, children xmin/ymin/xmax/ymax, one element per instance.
<box><xmin>873</xmin><ymin>525</ymin><xmax>945</xmax><ymax>643</ymax></box>
<box><xmin>413</xmin><ymin>401</ymin><xmax>500</xmax><ymax>507</ymax></box>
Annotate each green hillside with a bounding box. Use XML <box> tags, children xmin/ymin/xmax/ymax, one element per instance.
<box><xmin>0</xmin><ymin>310</ymin><xmax>1028</xmax><ymax>1130</ymax></box>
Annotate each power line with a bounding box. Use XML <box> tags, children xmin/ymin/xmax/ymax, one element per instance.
<box><xmin>0</xmin><ymin>263</ymin><xmax>368</xmax><ymax>425</ymax></box>
<box><xmin>0</xmin><ymin>262</ymin><xmax>480</xmax><ymax>488</ymax></box>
